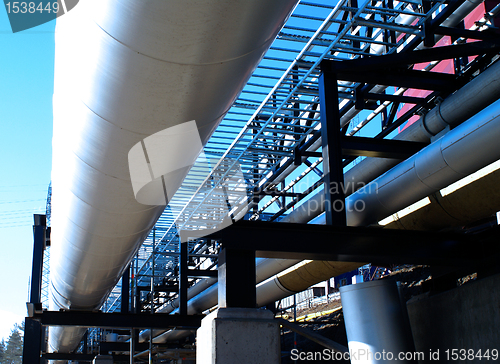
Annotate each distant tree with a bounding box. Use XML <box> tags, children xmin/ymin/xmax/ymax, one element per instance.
<box><xmin>0</xmin><ymin>338</ymin><xmax>6</xmax><ymax>363</ymax></box>
<box><xmin>2</xmin><ymin>323</ymin><xmax>23</xmax><ymax>364</ymax></box>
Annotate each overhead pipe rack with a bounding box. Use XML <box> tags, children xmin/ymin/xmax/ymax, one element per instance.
<box><xmin>35</xmin><ymin>0</ymin><xmax>500</xmax><ymax>359</ymax></box>
<box><xmin>124</xmin><ymin>0</ymin><xmax>500</xmax><ymax>315</ymax></box>
<box><xmin>125</xmin><ymin>0</ymin><xmax>449</xmax><ymax>310</ymax></box>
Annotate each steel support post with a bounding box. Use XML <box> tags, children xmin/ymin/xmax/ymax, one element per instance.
<box><xmin>121</xmin><ymin>264</ymin><xmax>130</xmax><ymax>314</ymax></box>
<box><xmin>82</xmin><ymin>331</ymin><xmax>88</xmax><ymax>354</ymax></box>
<box><xmin>179</xmin><ymin>241</ymin><xmax>188</xmax><ymax>315</ymax></box>
<box><xmin>130</xmin><ymin>329</ymin><xmax>136</xmax><ymax>364</ymax></box>
<box><xmin>30</xmin><ymin>214</ymin><xmax>46</xmax><ymax>304</ymax></box>
<box><xmin>23</xmin><ymin>318</ymin><xmax>42</xmax><ymax>364</ymax></box>
<box><xmin>318</xmin><ymin>71</ymin><xmax>346</xmax><ymax>227</ymax></box>
<box><xmin>218</xmin><ymin>247</ymin><xmax>256</xmax><ymax>308</ymax></box>
<box><xmin>23</xmin><ymin>215</ymin><xmax>46</xmax><ymax>364</ymax></box>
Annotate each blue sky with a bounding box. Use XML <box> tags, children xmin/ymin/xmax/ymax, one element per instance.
<box><xmin>0</xmin><ymin>10</ymin><xmax>54</xmax><ymax>340</ymax></box>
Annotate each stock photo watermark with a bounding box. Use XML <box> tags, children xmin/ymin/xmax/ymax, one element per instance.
<box><xmin>3</xmin><ymin>0</ymin><xmax>78</xmax><ymax>32</ymax></box>
<box><xmin>290</xmin><ymin>348</ymin><xmax>499</xmax><ymax>362</ymax></box>
<box><xmin>254</xmin><ymin>178</ymin><xmax>378</xmax><ymax>216</ymax></box>
<box><xmin>128</xmin><ymin>120</ymin><xmax>249</xmax><ymax>242</ymax></box>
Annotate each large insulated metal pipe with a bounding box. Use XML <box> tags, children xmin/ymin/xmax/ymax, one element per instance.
<box><xmin>49</xmin><ymin>0</ymin><xmax>298</xmax><ymax>354</ymax></box>
<box><xmin>384</xmin><ymin>160</ymin><xmax>500</xmax><ymax>231</ymax></box>
<box><xmin>139</xmin><ymin>257</ymin><xmax>301</xmax><ymax>342</ymax></box>
<box><xmin>148</xmin><ymin>259</ymin><xmax>362</xmax><ymax>343</ymax></box>
<box><xmin>340</xmin><ymin>280</ymin><xmax>416</xmax><ymax>364</ymax></box>
<box><xmin>256</xmin><ymin>260</ymin><xmax>361</xmax><ymax>306</ymax></box>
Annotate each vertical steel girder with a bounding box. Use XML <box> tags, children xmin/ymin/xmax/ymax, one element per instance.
<box><xmin>218</xmin><ymin>247</ymin><xmax>256</xmax><ymax>308</ymax></box>
<box><xmin>319</xmin><ymin>71</ymin><xmax>347</xmax><ymax>227</ymax></box>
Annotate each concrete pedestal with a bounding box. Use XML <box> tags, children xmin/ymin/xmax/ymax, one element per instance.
<box><xmin>196</xmin><ymin>308</ymin><xmax>280</xmax><ymax>364</ymax></box>
<box><xmin>407</xmin><ymin>273</ymin><xmax>500</xmax><ymax>363</ymax></box>
<box><xmin>93</xmin><ymin>355</ymin><xmax>113</xmax><ymax>364</ymax></box>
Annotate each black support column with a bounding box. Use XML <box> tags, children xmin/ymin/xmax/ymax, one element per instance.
<box><xmin>30</xmin><ymin>214</ymin><xmax>46</xmax><ymax>304</ymax></box>
<box><xmin>218</xmin><ymin>247</ymin><xmax>256</xmax><ymax>308</ymax></box>
<box><xmin>23</xmin><ymin>214</ymin><xmax>47</xmax><ymax>364</ymax></box>
<box><xmin>319</xmin><ymin>70</ymin><xmax>346</xmax><ymax>227</ymax></box>
<box><xmin>121</xmin><ymin>264</ymin><xmax>130</xmax><ymax>314</ymax></box>
<box><xmin>23</xmin><ymin>318</ymin><xmax>42</xmax><ymax>364</ymax></box>
<box><xmin>179</xmin><ymin>241</ymin><xmax>188</xmax><ymax>315</ymax></box>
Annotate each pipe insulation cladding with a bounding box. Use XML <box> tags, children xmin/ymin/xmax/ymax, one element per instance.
<box><xmin>138</xmin><ymin>257</ymin><xmax>301</xmax><ymax>343</ymax></box>
<box><xmin>340</xmin><ymin>280</ymin><xmax>416</xmax><ymax>364</ymax></box>
<box><xmin>49</xmin><ymin>0</ymin><xmax>299</xmax><ymax>354</ymax></box>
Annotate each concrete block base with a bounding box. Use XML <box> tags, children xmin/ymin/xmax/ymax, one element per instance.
<box><xmin>196</xmin><ymin>308</ymin><xmax>280</xmax><ymax>364</ymax></box>
<box><xmin>93</xmin><ymin>355</ymin><xmax>113</xmax><ymax>364</ymax></box>
<box><xmin>407</xmin><ymin>273</ymin><xmax>500</xmax><ymax>363</ymax></box>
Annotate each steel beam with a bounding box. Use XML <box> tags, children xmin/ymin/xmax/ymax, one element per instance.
<box><xmin>188</xmin><ymin>269</ymin><xmax>218</xmax><ymax>278</ymax></box>
<box><xmin>322</xmin><ymin>41</ymin><xmax>500</xmax><ymax>73</ymax></box>
<box><xmin>33</xmin><ymin>311</ymin><xmax>203</xmax><ymax>329</ymax></box>
<box><xmin>99</xmin><ymin>341</ymin><xmax>149</xmax><ymax>353</ymax></box>
<box><xmin>179</xmin><ymin>241</ymin><xmax>188</xmax><ymax>315</ymax></box>
<box><xmin>362</xmin><ymin>92</ymin><xmax>425</xmax><ymax>105</ymax></box>
<box><xmin>294</xmin><ymin>137</ymin><xmax>426</xmax><ymax>160</ymax></box>
<box><xmin>206</xmin><ymin>220</ymin><xmax>499</xmax><ymax>267</ymax></box>
<box><xmin>136</xmin><ymin>284</ymin><xmax>178</xmax><ymax>293</ymax></box>
<box><xmin>334</xmin><ymin>69</ymin><xmax>458</xmax><ymax>91</ymax></box>
<box><xmin>434</xmin><ymin>26</ymin><xmax>500</xmax><ymax>41</ymax></box>
<box><xmin>121</xmin><ymin>265</ymin><xmax>130</xmax><ymax>314</ymax></box>
<box><xmin>43</xmin><ymin>353</ymin><xmax>95</xmax><ymax>361</ymax></box>
<box><xmin>340</xmin><ymin>136</ymin><xmax>427</xmax><ymax>159</ymax></box>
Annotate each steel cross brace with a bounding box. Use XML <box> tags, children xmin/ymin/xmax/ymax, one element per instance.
<box><xmin>43</xmin><ymin>353</ymin><xmax>96</xmax><ymax>361</ymax></box>
<box><xmin>322</xmin><ymin>40</ymin><xmax>500</xmax><ymax>74</ymax></box>
<box><xmin>322</xmin><ymin>40</ymin><xmax>500</xmax><ymax>91</ymax></box>
<box><xmin>294</xmin><ymin>136</ymin><xmax>426</xmax><ymax>161</ymax></box>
